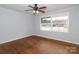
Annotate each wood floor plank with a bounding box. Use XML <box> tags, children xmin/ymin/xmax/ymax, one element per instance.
<box><xmin>0</xmin><ymin>35</ymin><xmax>79</xmax><ymax>54</ymax></box>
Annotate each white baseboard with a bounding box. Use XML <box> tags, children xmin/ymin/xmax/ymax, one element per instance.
<box><xmin>0</xmin><ymin>34</ymin><xmax>79</xmax><ymax>45</ymax></box>
<box><xmin>35</xmin><ymin>34</ymin><xmax>79</xmax><ymax>45</ymax></box>
<box><xmin>0</xmin><ymin>34</ymin><xmax>32</xmax><ymax>44</ymax></box>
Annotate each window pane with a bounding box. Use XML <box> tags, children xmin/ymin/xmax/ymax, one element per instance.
<box><xmin>41</xmin><ymin>17</ymin><xmax>51</xmax><ymax>23</ymax></box>
<box><xmin>52</xmin><ymin>20</ymin><xmax>66</xmax><ymax>27</ymax></box>
<box><xmin>40</xmin><ymin>24</ymin><xmax>51</xmax><ymax>31</ymax></box>
<box><xmin>51</xmin><ymin>27</ymin><xmax>68</xmax><ymax>32</ymax></box>
<box><xmin>51</xmin><ymin>15</ymin><xmax>69</xmax><ymax>32</ymax></box>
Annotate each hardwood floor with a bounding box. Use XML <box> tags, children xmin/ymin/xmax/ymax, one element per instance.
<box><xmin>0</xmin><ymin>35</ymin><xmax>79</xmax><ymax>54</ymax></box>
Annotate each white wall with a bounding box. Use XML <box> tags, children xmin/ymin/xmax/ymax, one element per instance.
<box><xmin>0</xmin><ymin>7</ymin><xmax>33</xmax><ymax>43</ymax></box>
<box><xmin>0</xmin><ymin>5</ymin><xmax>79</xmax><ymax>44</ymax></box>
<box><xmin>34</xmin><ymin>6</ymin><xmax>79</xmax><ymax>44</ymax></box>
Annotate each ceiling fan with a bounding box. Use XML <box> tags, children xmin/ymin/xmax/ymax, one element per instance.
<box><xmin>25</xmin><ymin>4</ymin><xmax>47</xmax><ymax>15</ymax></box>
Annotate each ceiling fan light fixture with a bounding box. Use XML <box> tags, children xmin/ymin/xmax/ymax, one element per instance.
<box><xmin>36</xmin><ymin>10</ymin><xmax>39</xmax><ymax>14</ymax></box>
<box><xmin>33</xmin><ymin>10</ymin><xmax>36</xmax><ymax>13</ymax></box>
<box><xmin>25</xmin><ymin>4</ymin><xmax>47</xmax><ymax>15</ymax></box>
<box><xmin>33</xmin><ymin>10</ymin><xmax>39</xmax><ymax>14</ymax></box>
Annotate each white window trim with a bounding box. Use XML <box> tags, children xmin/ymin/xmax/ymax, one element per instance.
<box><xmin>40</xmin><ymin>12</ymin><xmax>69</xmax><ymax>33</ymax></box>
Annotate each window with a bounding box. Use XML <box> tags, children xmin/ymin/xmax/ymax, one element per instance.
<box><xmin>40</xmin><ymin>17</ymin><xmax>51</xmax><ymax>31</ymax></box>
<box><xmin>40</xmin><ymin>12</ymin><xmax>69</xmax><ymax>32</ymax></box>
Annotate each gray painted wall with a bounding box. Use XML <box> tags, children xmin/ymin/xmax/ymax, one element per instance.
<box><xmin>0</xmin><ymin>5</ymin><xmax>79</xmax><ymax>44</ymax></box>
<box><xmin>0</xmin><ymin>7</ymin><xmax>33</xmax><ymax>43</ymax></box>
<box><xmin>34</xmin><ymin>6</ymin><xmax>79</xmax><ymax>44</ymax></box>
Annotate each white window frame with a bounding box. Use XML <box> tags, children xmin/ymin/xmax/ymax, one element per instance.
<box><xmin>40</xmin><ymin>12</ymin><xmax>69</xmax><ymax>32</ymax></box>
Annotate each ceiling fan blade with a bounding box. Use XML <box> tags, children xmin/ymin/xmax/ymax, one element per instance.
<box><xmin>25</xmin><ymin>9</ymin><xmax>33</xmax><ymax>11</ymax></box>
<box><xmin>38</xmin><ymin>9</ymin><xmax>45</xmax><ymax>13</ymax></box>
<box><xmin>39</xmin><ymin>6</ymin><xmax>47</xmax><ymax>9</ymax></box>
<box><xmin>28</xmin><ymin>5</ymin><xmax>34</xmax><ymax>8</ymax></box>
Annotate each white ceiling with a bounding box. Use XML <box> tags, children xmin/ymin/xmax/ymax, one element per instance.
<box><xmin>0</xmin><ymin>4</ymin><xmax>79</xmax><ymax>14</ymax></box>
